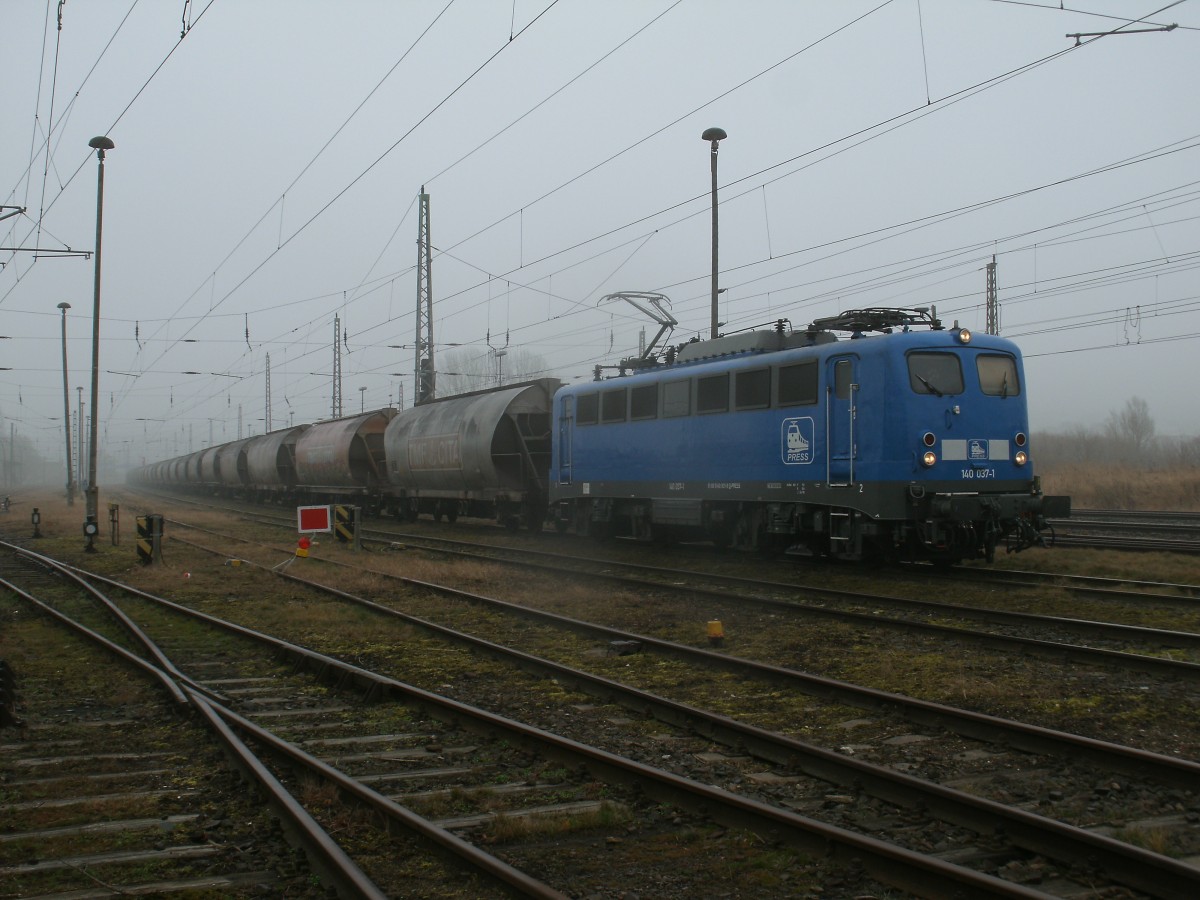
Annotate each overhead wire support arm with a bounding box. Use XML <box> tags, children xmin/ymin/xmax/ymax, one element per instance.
<box><xmin>1067</xmin><ymin>23</ymin><xmax>1177</xmax><ymax>45</ymax></box>
<box><xmin>2</xmin><ymin>206</ymin><xmax>90</xmax><ymax>257</ymax></box>
<box><xmin>0</xmin><ymin>247</ymin><xmax>91</xmax><ymax>257</ymax></box>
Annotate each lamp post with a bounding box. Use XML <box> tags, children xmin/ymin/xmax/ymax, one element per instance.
<box><xmin>58</xmin><ymin>302</ymin><xmax>75</xmax><ymax>505</ymax></box>
<box><xmin>702</xmin><ymin>127</ymin><xmax>727</xmax><ymax>340</ymax></box>
<box><xmin>76</xmin><ymin>387</ymin><xmax>84</xmax><ymax>491</ymax></box>
<box><xmin>359</xmin><ymin>386</ymin><xmax>367</xmax><ymax>413</ymax></box>
<box><xmin>85</xmin><ymin>135</ymin><xmax>114</xmax><ymax>551</ymax></box>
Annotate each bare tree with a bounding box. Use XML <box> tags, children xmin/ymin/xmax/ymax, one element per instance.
<box><xmin>437</xmin><ymin>347</ymin><xmax>549</xmax><ymax>397</ymax></box>
<box><xmin>1104</xmin><ymin>396</ymin><xmax>1156</xmax><ymax>462</ymax></box>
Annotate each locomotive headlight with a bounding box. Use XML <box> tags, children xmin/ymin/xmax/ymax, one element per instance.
<box><xmin>1014</xmin><ymin>432</ymin><xmax>1027</xmax><ymax>448</ymax></box>
<box><xmin>955</xmin><ymin>327</ymin><xmax>972</xmax><ymax>344</ymax></box>
<box><xmin>1014</xmin><ymin>450</ymin><xmax>1028</xmax><ymax>466</ymax></box>
<box><xmin>922</xmin><ymin>450</ymin><xmax>937</xmax><ymax>467</ymax></box>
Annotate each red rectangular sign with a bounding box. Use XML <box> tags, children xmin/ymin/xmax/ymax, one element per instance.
<box><xmin>296</xmin><ymin>505</ymin><xmax>332</xmax><ymax>533</ymax></box>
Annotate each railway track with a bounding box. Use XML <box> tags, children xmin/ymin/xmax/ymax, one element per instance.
<box><xmin>14</xmin><ymin>493</ymin><xmax>1200</xmax><ymax>895</ymax></box>
<box><xmin>0</xmin><ymin>550</ymin><xmax>356</xmax><ymax>898</ymax></box>
<box><xmin>192</xmin><ymin>505</ymin><xmax>1200</xmax><ymax>681</ymax></box>
<box><xmin>25</xmin><ymin>500</ymin><xmax>1200</xmax><ymax>896</ymax></box>
<box><xmin>1</xmin><ymin>539</ymin><xmax>1073</xmax><ymax>899</ymax></box>
<box><xmin>156</xmin><ymin>517</ymin><xmax>1200</xmax><ymax>768</ymax></box>
<box><xmin>1048</xmin><ymin>508</ymin><xmax>1200</xmax><ymax>554</ymax></box>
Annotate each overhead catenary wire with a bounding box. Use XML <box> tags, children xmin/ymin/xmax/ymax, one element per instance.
<box><xmin>122</xmin><ymin>0</ymin><xmax>563</xmax><ymax>414</ymax></box>
<box><xmin>3</xmin><ymin>2</ymin><xmax>1196</xmax><ymax>447</ymax></box>
<box><xmin>2</xmin><ymin>1</ymin><xmax>1089</xmax><ymax>409</ymax></box>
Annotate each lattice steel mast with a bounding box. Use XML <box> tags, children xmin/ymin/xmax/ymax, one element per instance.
<box><xmin>264</xmin><ymin>352</ymin><xmax>272</xmax><ymax>432</ymax></box>
<box><xmin>332</xmin><ymin>314</ymin><xmax>343</xmax><ymax>418</ymax></box>
<box><xmin>985</xmin><ymin>256</ymin><xmax>1000</xmax><ymax>335</ymax></box>
<box><xmin>415</xmin><ymin>187</ymin><xmax>435</xmax><ymax>404</ymax></box>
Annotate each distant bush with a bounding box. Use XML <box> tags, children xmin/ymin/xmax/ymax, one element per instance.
<box><xmin>1034</xmin><ymin>396</ymin><xmax>1200</xmax><ymax>509</ymax></box>
<box><xmin>1038</xmin><ymin>462</ymin><xmax>1200</xmax><ymax>511</ymax></box>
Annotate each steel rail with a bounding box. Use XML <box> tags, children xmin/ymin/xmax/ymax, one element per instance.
<box><xmin>938</xmin><ymin>565</ymin><xmax>1200</xmax><ymax>603</ymax></box>
<box><xmin>185</xmin><ymin>691</ymin><xmax>391</xmax><ymax>900</ymax></box>
<box><xmin>3</xmin><ymin>540</ymin><xmax>226</xmax><ymax>703</ymax></box>
<box><xmin>328</xmin><ymin>525</ymin><xmax>1200</xmax><ymax>679</ymax></box>
<box><xmin>163</xmin><ymin>515</ymin><xmax>1200</xmax><ymax>680</ymax></box>
<box><xmin>0</xmin><ymin>571</ymin><xmax>386</xmax><ymax>900</ymax></box>
<box><xmin>1069</xmin><ymin>509</ymin><xmax>1200</xmax><ymax>523</ymax></box>
<box><xmin>216</xmin><ymin>499</ymin><xmax>1200</xmax><ymax>600</ymax></box>
<box><xmin>56</xmin><ymin>565</ymin><xmax>1052</xmax><ymax>899</ymax></box>
<box><xmin>68</xmin><ymin>536</ymin><xmax>1200</xmax><ymax>898</ymax></box>
<box><xmin>158</xmin><ymin>527</ymin><xmax>1200</xmax><ymax>790</ymax></box>
<box><xmin>0</xmin><ymin>575</ymin><xmax>189</xmax><ymax>708</ymax></box>
<box><xmin>1050</xmin><ymin>534</ymin><xmax>1200</xmax><ymax>554</ymax></box>
<box><xmin>170</xmin><ymin>547</ymin><xmax>1200</xmax><ymax>898</ymax></box>
<box><xmin>172</xmin><ymin>498</ymin><xmax>1200</xmax><ymax>602</ymax></box>
<box><xmin>1</xmin><ymin>552</ymin><xmax>565</xmax><ymax>899</ymax></box>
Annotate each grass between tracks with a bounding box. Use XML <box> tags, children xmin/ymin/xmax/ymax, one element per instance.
<box><xmin>6</xmin><ymin>490</ymin><xmax>1200</xmax><ymax>886</ymax></box>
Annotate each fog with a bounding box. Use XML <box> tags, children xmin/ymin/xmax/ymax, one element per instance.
<box><xmin>3</xmin><ymin>1</ymin><xmax>1198</xmax><ymax>476</ymax></box>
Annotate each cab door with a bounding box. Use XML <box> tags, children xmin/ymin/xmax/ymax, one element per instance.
<box><xmin>557</xmin><ymin>395</ymin><xmax>573</xmax><ymax>485</ymax></box>
<box><xmin>826</xmin><ymin>356</ymin><xmax>857</xmax><ymax>485</ymax></box>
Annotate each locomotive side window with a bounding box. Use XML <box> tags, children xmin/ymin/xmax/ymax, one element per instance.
<box><xmin>834</xmin><ymin>359</ymin><xmax>854</xmax><ymax>400</ymax></box>
<box><xmin>577</xmin><ymin>393</ymin><xmax>599</xmax><ymax>425</ymax></box>
<box><xmin>601</xmin><ymin>388</ymin><xmax>627</xmax><ymax>423</ymax></box>
<box><xmin>907</xmin><ymin>352</ymin><xmax>964</xmax><ymax>396</ymax></box>
<box><xmin>977</xmin><ymin>354</ymin><xmax>1020</xmax><ymax>397</ymax></box>
<box><xmin>697</xmin><ymin>373</ymin><xmax>730</xmax><ymax>414</ymax></box>
<box><xmin>630</xmin><ymin>384</ymin><xmax>658</xmax><ymax>420</ymax></box>
<box><xmin>735</xmin><ymin>368</ymin><xmax>770</xmax><ymax>410</ymax></box>
<box><xmin>662</xmin><ymin>379</ymin><xmax>690</xmax><ymax>418</ymax></box>
<box><xmin>778</xmin><ymin>361</ymin><xmax>818</xmax><ymax>406</ymax></box>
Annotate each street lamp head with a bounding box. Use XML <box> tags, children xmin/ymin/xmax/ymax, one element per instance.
<box><xmin>702</xmin><ymin>127</ymin><xmax>727</xmax><ymax>144</ymax></box>
<box><xmin>58</xmin><ymin>301</ymin><xmax>71</xmax><ymax>311</ymax></box>
<box><xmin>89</xmin><ymin>135</ymin><xmax>115</xmax><ymax>152</ymax></box>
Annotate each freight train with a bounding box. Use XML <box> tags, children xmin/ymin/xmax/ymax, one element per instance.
<box><xmin>130</xmin><ymin>307</ymin><xmax>1069</xmax><ymax>564</ymax></box>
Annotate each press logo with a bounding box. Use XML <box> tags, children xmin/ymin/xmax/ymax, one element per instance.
<box><xmin>781</xmin><ymin>417</ymin><xmax>814</xmax><ymax>465</ymax></box>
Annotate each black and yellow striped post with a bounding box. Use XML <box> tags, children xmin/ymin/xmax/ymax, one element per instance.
<box><xmin>136</xmin><ymin>514</ymin><xmax>163</xmax><ymax>565</ymax></box>
<box><xmin>334</xmin><ymin>505</ymin><xmax>360</xmax><ymax>550</ymax></box>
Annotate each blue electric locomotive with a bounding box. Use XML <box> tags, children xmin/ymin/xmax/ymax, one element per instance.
<box><xmin>548</xmin><ymin>307</ymin><xmax>1068</xmax><ymax>563</ymax></box>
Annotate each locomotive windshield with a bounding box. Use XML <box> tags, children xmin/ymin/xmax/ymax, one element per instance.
<box><xmin>977</xmin><ymin>354</ymin><xmax>1021</xmax><ymax>398</ymax></box>
<box><xmin>907</xmin><ymin>352</ymin><xmax>964</xmax><ymax>396</ymax></box>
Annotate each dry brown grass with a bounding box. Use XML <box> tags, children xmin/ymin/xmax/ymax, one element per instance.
<box><xmin>1039</xmin><ymin>463</ymin><xmax>1200</xmax><ymax>511</ymax></box>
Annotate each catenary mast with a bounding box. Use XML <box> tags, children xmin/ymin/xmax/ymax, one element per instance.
<box><xmin>415</xmin><ymin>187</ymin><xmax>434</xmax><ymax>404</ymax></box>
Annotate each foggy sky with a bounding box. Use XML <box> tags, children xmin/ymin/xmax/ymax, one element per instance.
<box><xmin>2</xmin><ymin>0</ymin><xmax>1198</xmax><ymax>470</ymax></box>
